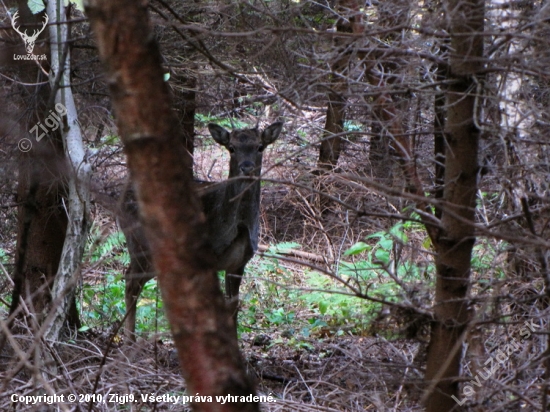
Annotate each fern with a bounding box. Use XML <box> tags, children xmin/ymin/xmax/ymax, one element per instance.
<box><xmin>88</xmin><ymin>230</ymin><xmax>129</xmax><ymax>265</ymax></box>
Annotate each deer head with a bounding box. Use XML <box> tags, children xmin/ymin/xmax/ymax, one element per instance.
<box><xmin>11</xmin><ymin>11</ymin><xmax>49</xmax><ymax>54</ymax></box>
<box><xmin>208</xmin><ymin>122</ymin><xmax>283</xmax><ymax>177</ymax></box>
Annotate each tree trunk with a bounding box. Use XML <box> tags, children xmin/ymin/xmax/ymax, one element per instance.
<box><xmin>317</xmin><ymin>0</ymin><xmax>358</xmax><ymax>170</ymax></box>
<box><xmin>318</xmin><ymin>89</ymin><xmax>345</xmax><ymax>170</ymax></box>
<box><xmin>368</xmin><ymin>0</ymin><xmax>411</xmax><ymax>185</ymax></box>
<box><xmin>424</xmin><ymin>0</ymin><xmax>484</xmax><ymax>410</ymax></box>
<box><xmin>316</xmin><ymin>0</ymin><xmax>363</xmax><ymax>217</ymax></box>
<box><xmin>10</xmin><ymin>135</ymin><xmax>67</xmax><ymax>323</ymax></box>
<box><xmin>433</xmin><ymin>40</ymin><xmax>448</xmax><ymax>220</ymax></box>
<box><xmin>173</xmin><ymin>70</ymin><xmax>197</xmax><ymax>157</ymax></box>
<box><xmin>6</xmin><ymin>2</ymin><xmax>69</xmax><ymax>331</ymax></box>
<box><xmin>44</xmin><ymin>0</ymin><xmax>91</xmax><ymax>343</ymax></box>
<box><xmin>86</xmin><ymin>1</ymin><xmax>259</xmax><ymax>410</ymax></box>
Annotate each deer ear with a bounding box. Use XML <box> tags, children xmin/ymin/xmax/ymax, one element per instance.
<box><xmin>208</xmin><ymin>124</ymin><xmax>230</xmax><ymax>147</ymax></box>
<box><xmin>261</xmin><ymin>122</ymin><xmax>283</xmax><ymax>146</ymax></box>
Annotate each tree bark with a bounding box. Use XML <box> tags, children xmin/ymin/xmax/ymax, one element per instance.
<box><xmin>172</xmin><ymin>70</ymin><xmax>197</xmax><ymax>157</ymax></box>
<box><xmin>6</xmin><ymin>2</ymin><xmax>69</xmax><ymax>332</ymax></box>
<box><xmin>368</xmin><ymin>0</ymin><xmax>410</xmax><ymax>185</ymax></box>
<box><xmin>317</xmin><ymin>0</ymin><xmax>359</xmax><ymax>170</ymax></box>
<box><xmin>433</xmin><ymin>40</ymin><xmax>448</xmax><ymax>220</ymax></box>
<box><xmin>424</xmin><ymin>0</ymin><xmax>484</xmax><ymax>410</ymax></box>
<box><xmin>318</xmin><ymin>88</ymin><xmax>345</xmax><ymax>170</ymax></box>
<box><xmin>44</xmin><ymin>0</ymin><xmax>91</xmax><ymax>343</ymax></box>
<box><xmin>86</xmin><ymin>1</ymin><xmax>259</xmax><ymax>410</ymax></box>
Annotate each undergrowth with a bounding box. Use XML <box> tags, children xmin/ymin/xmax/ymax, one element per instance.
<box><xmin>80</xmin><ymin>226</ymin><xmax>168</xmax><ymax>336</ymax></box>
<box><xmin>77</xmin><ymin>219</ymin><xmax>505</xmax><ymax>345</ymax></box>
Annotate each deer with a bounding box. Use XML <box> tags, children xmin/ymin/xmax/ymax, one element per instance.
<box><xmin>119</xmin><ymin>121</ymin><xmax>283</xmax><ymax>340</ymax></box>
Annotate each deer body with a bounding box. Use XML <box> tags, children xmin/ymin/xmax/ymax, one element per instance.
<box><xmin>122</xmin><ymin>122</ymin><xmax>282</xmax><ymax>339</ymax></box>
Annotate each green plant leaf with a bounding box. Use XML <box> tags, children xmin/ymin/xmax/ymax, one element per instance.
<box><xmin>374</xmin><ymin>249</ymin><xmax>390</xmax><ymax>265</ymax></box>
<box><xmin>389</xmin><ymin>223</ymin><xmax>408</xmax><ymax>243</ymax></box>
<box><xmin>344</xmin><ymin>241</ymin><xmax>370</xmax><ymax>256</ymax></box>
<box><xmin>378</xmin><ymin>238</ymin><xmax>393</xmax><ymax>251</ymax></box>
<box><xmin>308</xmin><ymin>318</ymin><xmax>328</xmax><ymax>328</ymax></box>
<box><xmin>422</xmin><ymin>236</ymin><xmax>432</xmax><ymax>250</ymax></box>
<box><xmin>366</xmin><ymin>230</ymin><xmax>385</xmax><ymax>240</ymax></box>
<box><xmin>27</xmin><ymin>0</ymin><xmax>45</xmax><ymax>14</ymax></box>
<box><xmin>270</xmin><ymin>241</ymin><xmax>301</xmax><ymax>254</ymax></box>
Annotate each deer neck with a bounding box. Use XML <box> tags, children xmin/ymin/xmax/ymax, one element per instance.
<box><xmin>226</xmin><ymin>156</ymin><xmax>262</xmax><ymax>200</ymax></box>
<box><xmin>226</xmin><ymin>169</ymin><xmax>261</xmax><ymax>212</ymax></box>
<box><xmin>225</xmin><ymin>165</ymin><xmax>262</xmax><ymax>250</ymax></box>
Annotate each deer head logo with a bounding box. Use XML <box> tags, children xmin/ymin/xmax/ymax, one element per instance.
<box><xmin>11</xmin><ymin>11</ymin><xmax>49</xmax><ymax>54</ymax></box>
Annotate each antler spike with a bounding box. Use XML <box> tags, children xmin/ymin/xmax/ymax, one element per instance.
<box><xmin>11</xmin><ymin>11</ymin><xmax>24</xmax><ymax>37</ymax></box>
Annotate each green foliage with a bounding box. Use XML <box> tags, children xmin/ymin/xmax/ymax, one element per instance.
<box><xmin>238</xmin><ymin>244</ymin><xmax>298</xmax><ymax>335</ymax></box>
<box><xmin>477</xmin><ymin>190</ymin><xmax>500</xmax><ymax>208</ymax></box>
<box><xmin>299</xmin><ymin>270</ymin><xmax>370</xmax><ymax>330</ymax></box>
<box><xmin>471</xmin><ymin>240</ymin><xmax>507</xmax><ymax>281</ymax></box>
<box><xmin>293</xmin><ymin>7</ymin><xmax>336</xmax><ymax>29</ymax></box>
<box><xmin>27</xmin><ymin>0</ymin><xmax>45</xmax><ymax>14</ymax></box>
<box><xmin>79</xmin><ymin>273</ymin><xmax>169</xmax><ymax>336</ymax></box>
<box><xmin>298</xmin><ymin>223</ymin><xmax>432</xmax><ymax>335</ymax></box>
<box><xmin>264</xmin><ymin>307</ymin><xmax>295</xmax><ymax>325</ymax></box>
<box><xmin>268</xmin><ymin>241</ymin><xmax>302</xmax><ymax>254</ymax></box>
<box><xmin>240</xmin><ymin>223</ymin><xmax>435</xmax><ymax>342</ymax></box>
<box><xmin>296</xmin><ymin>129</ymin><xmax>308</xmax><ymax>144</ymax></box>
<box><xmin>134</xmin><ymin>279</ymin><xmax>169</xmax><ymax>336</ymax></box>
<box><xmin>99</xmin><ymin>134</ymin><xmax>121</xmax><ymax>147</ymax></box>
<box><xmin>79</xmin><ymin>273</ymin><xmax>127</xmax><ymax>329</ymax></box>
<box><xmin>88</xmin><ymin>230</ymin><xmax>129</xmax><ymax>266</ymax></box>
<box><xmin>0</xmin><ymin>248</ymin><xmax>9</xmax><ymax>265</ymax></box>
<box><xmin>78</xmin><ymin>219</ymin><xmax>507</xmax><ymax>343</ymax></box>
<box><xmin>80</xmin><ymin>228</ymin><xmax>169</xmax><ymax>336</ymax></box>
<box><xmin>247</xmin><ymin>101</ymin><xmax>265</xmax><ymax>116</ymax></box>
<box><xmin>343</xmin><ymin>241</ymin><xmax>370</xmax><ymax>256</ymax></box>
<box><xmin>343</xmin><ymin>120</ymin><xmax>363</xmax><ymax>132</ymax></box>
<box><xmin>0</xmin><ymin>248</ymin><xmax>11</xmax><ymax>310</ymax></box>
<box><xmin>270</xmin><ymin>336</ymin><xmax>315</xmax><ymax>351</ymax></box>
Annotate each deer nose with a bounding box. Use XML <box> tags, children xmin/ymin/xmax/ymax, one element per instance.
<box><xmin>240</xmin><ymin>161</ymin><xmax>255</xmax><ymax>175</ymax></box>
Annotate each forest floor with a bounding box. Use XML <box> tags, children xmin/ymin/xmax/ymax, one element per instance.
<box><xmin>3</xmin><ymin>328</ymin><xmax>424</xmax><ymax>411</ymax></box>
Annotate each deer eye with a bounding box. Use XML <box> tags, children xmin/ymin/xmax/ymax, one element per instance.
<box><xmin>258</xmin><ymin>144</ymin><xmax>264</xmax><ymax>152</ymax></box>
<box><xmin>228</xmin><ymin>145</ymin><xmax>235</xmax><ymax>153</ymax></box>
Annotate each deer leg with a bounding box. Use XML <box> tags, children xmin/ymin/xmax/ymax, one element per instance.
<box><xmin>124</xmin><ymin>253</ymin><xmax>152</xmax><ymax>341</ymax></box>
<box><xmin>225</xmin><ymin>266</ymin><xmax>245</xmax><ymax>331</ymax></box>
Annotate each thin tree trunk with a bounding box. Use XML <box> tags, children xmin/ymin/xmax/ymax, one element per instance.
<box><xmin>317</xmin><ymin>0</ymin><xmax>357</xmax><ymax>170</ymax></box>
<box><xmin>318</xmin><ymin>89</ymin><xmax>345</xmax><ymax>170</ymax></box>
<box><xmin>368</xmin><ymin>0</ymin><xmax>410</xmax><ymax>185</ymax></box>
<box><xmin>424</xmin><ymin>0</ymin><xmax>484</xmax><ymax>410</ymax></box>
<box><xmin>433</xmin><ymin>40</ymin><xmax>448</xmax><ymax>220</ymax></box>
<box><xmin>44</xmin><ymin>0</ymin><xmax>91</xmax><ymax>343</ymax></box>
<box><xmin>86</xmin><ymin>1</ymin><xmax>259</xmax><ymax>410</ymax></box>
